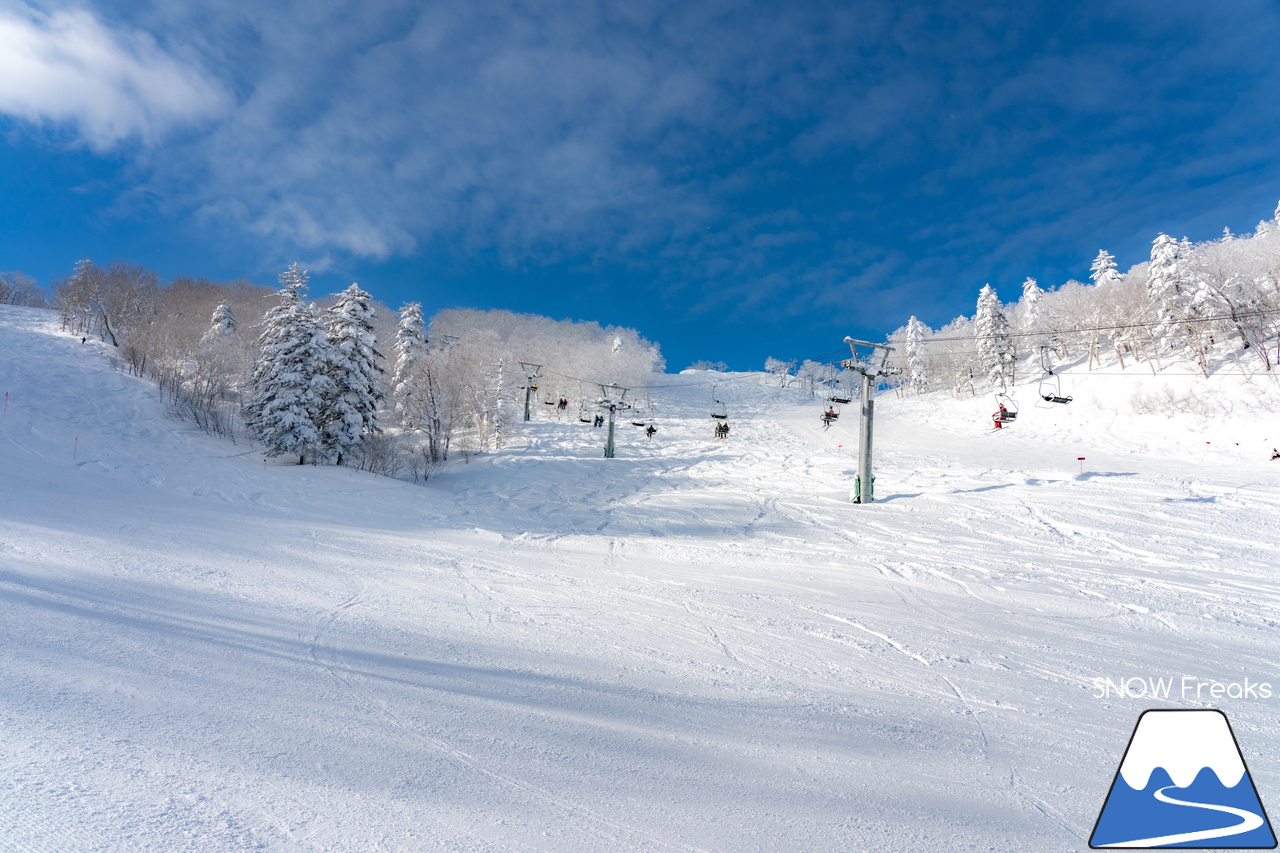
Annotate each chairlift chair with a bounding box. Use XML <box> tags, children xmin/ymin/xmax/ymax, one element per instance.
<box><xmin>710</xmin><ymin>386</ymin><xmax>728</xmax><ymax>420</ymax></box>
<box><xmin>1038</xmin><ymin>380</ymin><xmax>1073</xmax><ymax>406</ymax></box>
<box><xmin>992</xmin><ymin>392</ymin><xmax>1018</xmax><ymax>427</ymax></box>
<box><xmin>1036</xmin><ymin>346</ymin><xmax>1073</xmax><ymax>405</ymax></box>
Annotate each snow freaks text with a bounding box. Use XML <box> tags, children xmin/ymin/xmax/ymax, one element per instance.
<box><xmin>1093</xmin><ymin>676</ymin><xmax>1274</xmax><ymax>701</ymax></box>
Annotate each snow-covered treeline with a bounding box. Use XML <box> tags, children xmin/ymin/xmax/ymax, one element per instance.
<box><xmin>53</xmin><ymin>261</ymin><xmax>274</xmax><ymax>440</ymax></box>
<box><xmin>887</xmin><ymin>203</ymin><xmax>1280</xmax><ymax>395</ymax></box>
<box><xmin>49</xmin><ymin>261</ymin><xmax>665</xmax><ymax>475</ymax></box>
<box><xmin>420</xmin><ymin>308</ymin><xmax>665</xmax><ymax>423</ymax></box>
<box><xmin>430</xmin><ymin>309</ymin><xmax>664</xmax><ymax>392</ymax></box>
<box><xmin>0</xmin><ymin>271</ymin><xmax>48</xmax><ymax>308</ymax></box>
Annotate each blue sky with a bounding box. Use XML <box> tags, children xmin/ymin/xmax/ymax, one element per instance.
<box><xmin>3</xmin><ymin>0</ymin><xmax>1280</xmax><ymax>370</ymax></box>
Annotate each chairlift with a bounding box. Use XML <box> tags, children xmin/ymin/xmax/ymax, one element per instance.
<box><xmin>634</xmin><ymin>390</ymin><xmax>652</xmax><ymax>427</ymax></box>
<box><xmin>821</xmin><ymin>401</ymin><xmax>841</xmax><ymax>429</ymax></box>
<box><xmin>710</xmin><ymin>386</ymin><xmax>728</xmax><ymax>420</ymax></box>
<box><xmin>992</xmin><ymin>392</ymin><xmax>1018</xmax><ymax>428</ymax></box>
<box><xmin>1037</xmin><ymin>346</ymin><xmax>1073</xmax><ymax>405</ymax></box>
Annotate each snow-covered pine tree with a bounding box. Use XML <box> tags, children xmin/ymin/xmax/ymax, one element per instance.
<box><xmin>243</xmin><ymin>264</ymin><xmax>332</xmax><ymax>464</ymax></box>
<box><xmin>1090</xmin><ymin>251</ymin><xmax>1122</xmax><ymax>287</ymax></box>
<box><xmin>1016</xmin><ymin>276</ymin><xmax>1050</xmax><ymax>352</ymax></box>
<box><xmin>321</xmin><ymin>283</ymin><xmax>386</xmax><ymax>465</ymax></box>
<box><xmin>1260</xmin><ymin>200</ymin><xmax>1280</xmax><ymax>237</ymax></box>
<box><xmin>1020</xmin><ymin>277</ymin><xmax>1044</xmax><ymax>323</ymax></box>
<box><xmin>904</xmin><ymin>316</ymin><xmax>931</xmax><ymax>394</ymax></box>
<box><xmin>1148</xmin><ymin>234</ymin><xmax>1211</xmax><ymax>376</ymax></box>
<box><xmin>1147</xmin><ymin>234</ymin><xmax>1181</xmax><ymax>331</ymax></box>
<box><xmin>391</xmin><ymin>302</ymin><xmax>427</xmax><ymax>429</ymax></box>
<box><xmin>201</xmin><ymin>301</ymin><xmax>238</xmax><ymax>344</ymax></box>
<box><xmin>974</xmin><ymin>284</ymin><xmax>1015</xmax><ymax>388</ymax></box>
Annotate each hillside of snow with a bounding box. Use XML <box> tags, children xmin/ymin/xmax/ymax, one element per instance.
<box><xmin>3</xmin><ymin>304</ymin><xmax>1280</xmax><ymax>852</ymax></box>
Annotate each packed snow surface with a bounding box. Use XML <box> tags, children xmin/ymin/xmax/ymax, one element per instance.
<box><xmin>3</xmin><ymin>305</ymin><xmax>1280</xmax><ymax>851</ymax></box>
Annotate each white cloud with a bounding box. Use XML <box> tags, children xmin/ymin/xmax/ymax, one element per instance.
<box><xmin>0</xmin><ymin>4</ymin><xmax>231</xmax><ymax>148</ymax></box>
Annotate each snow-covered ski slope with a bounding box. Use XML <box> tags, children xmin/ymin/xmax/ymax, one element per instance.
<box><xmin>3</xmin><ymin>303</ymin><xmax>1280</xmax><ymax>852</ymax></box>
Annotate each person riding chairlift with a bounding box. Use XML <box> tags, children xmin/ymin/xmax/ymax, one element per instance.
<box><xmin>1272</xmin><ymin>448</ymin><xmax>1279</xmax><ymax>460</ymax></box>
<box><xmin>993</xmin><ymin>403</ymin><xmax>1009</xmax><ymax>429</ymax></box>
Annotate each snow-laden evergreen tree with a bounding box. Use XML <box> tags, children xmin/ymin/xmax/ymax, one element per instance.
<box><xmin>1148</xmin><ymin>234</ymin><xmax>1211</xmax><ymax>375</ymax></box>
<box><xmin>1147</xmin><ymin>234</ymin><xmax>1182</xmax><ymax>328</ymax></box>
<box><xmin>243</xmin><ymin>264</ymin><xmax>332</xmax><ymax>464</ymax></box>
<box><xmin>1017</xmin><ymin>276</ymin><xmax>1049</xmax><ymax>349</ymax></box>
<box><xmin>320</xmin><ymin>283</ymin><xmax>386</xmax><ymax>464</ymax></box>
<box><xmin>391</xmin><ymin>302</ymin><xmax>428</xmax><ymax>430</ymax></box>
<box><xmin>201</xmin><ymin>301</ymin><xmax>238</xmax><ymax>344</ymax></box>
<box><xmin>904</xmin><ymin>315</ymin><xmax>931</xmax><ymax>394</ymax></box>
<box><xmin>974</xmin><ymin>284</ymin><xmax>1015</xmax><ymax>388</ymax></box>
<box><xmin>1020</xmin><ymin>277</ymin><xmax>1043</xmax><ymax>322</ymax></box>
<box><xmin>1090</xmin><ymin>251</ymin><xmax>1122</xmax><ymax>287</ymax></box>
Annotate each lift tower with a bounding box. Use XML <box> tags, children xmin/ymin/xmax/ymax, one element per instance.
<box><xmin>519</xmin><ymin>362</ymin><xmax>542</xmax><ymax>422</ymax></box>
<box><xmin>842</xmin><ymin>338</ymin><xmax>900</xmax><ymax>503</ymax></box>
<box><xmin>598</xmin><ymin>384</ymin><xmax>631</xmax><ymax>458</ymax></box>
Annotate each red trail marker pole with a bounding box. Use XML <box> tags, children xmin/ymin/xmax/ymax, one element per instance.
<box><xmin>1078</xmin><ymin>456</ymin><xmax>1085</xmax><ymax>474</ymax></box>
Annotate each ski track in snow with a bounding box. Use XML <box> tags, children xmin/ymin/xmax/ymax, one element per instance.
<box><xmin>2</xmin><ymin>305</ymin><xmax>1280</xmax><ymax>851</ymax></box>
